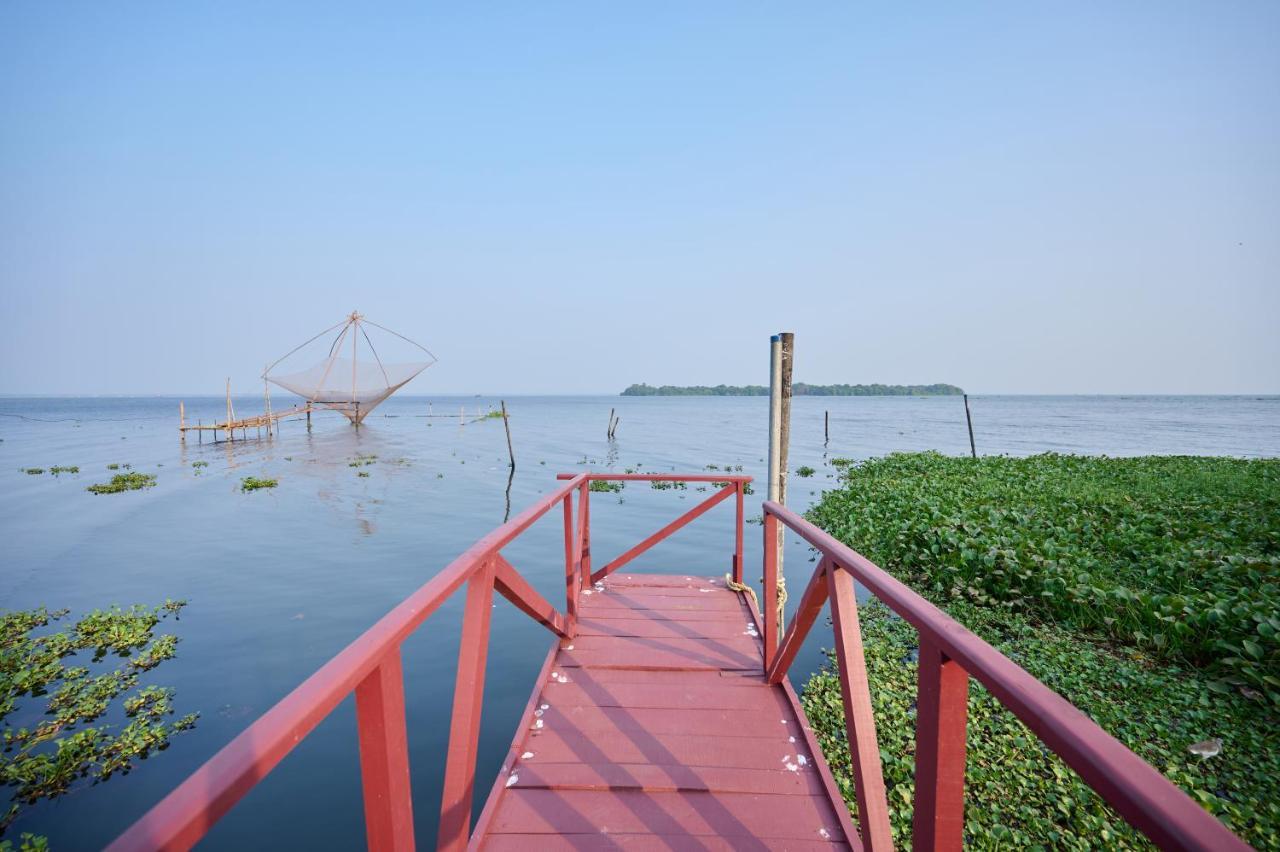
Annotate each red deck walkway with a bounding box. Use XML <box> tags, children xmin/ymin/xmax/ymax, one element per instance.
<box><xmin>108</xmin><ymin>472</ymin><xmax>1250</xmax><ymax>851</ymax></box>
<box><xmin>472</xmin><ymin>573</ymin><xmax>858</xmax><ymax>849</ymax></box>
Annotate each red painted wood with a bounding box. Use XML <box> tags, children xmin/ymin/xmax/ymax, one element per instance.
<box><xmin>827</xmin><ymin>565</ymin><xmax>893</xmax><ymax>852</ymax></box>
<box><xmin>519</xmin><ymin>728</ymin><xmax>818</xmax><ymax>772</ymax></box>
<box><xmin>733</xmin><ymin>481</ymin><xmax>745</xmax><ymax>584</ymax></box>
<box><xmin>763</xmin><ymin>512</ymin><xmax>779</xmax><ymax>670</ymax></box>
<box><xmin>468</xmin><ymin>639</ymin><xmax>561</xmax><ymax>848</ymax></box>
<box><xmin>439</xmin><ymin>562</ymin><xmax>497</xmax><ymax>851</ymax></box>
<box><xmin>557</xmin><ymin>473</ymin><xmax>753</xmax><ymax>484</ymax></box>
<box><xmin>740</xmin><ymin>586</ymin><xmax>864</xmax><ymax>850</ymax></box>
<box><xmin>581</xmin><ymin>592</ymin><xmax>745</xmax><ymax>612</ymax></box>
<box><xmin>912</xmin><ymin>638</ymin><xmax>969</xmax><ymax>852</ymax></box>
<box><xmin>764</xmin><ymin>500</ymin><xmax>1251</xmax><ymax>852</ymax></box>
<box><xmin>355</xmin><ymin>650</ymin><xmax>415</xmax><ymax>851</ymax></box>
<box><xmin>510</xmin><ymin>763</ymin><xmax>828</xmax><ymax>796</ymax></box>
<box><xmin>577</xmin><ymin>481</ymin><xmax>591</xmax><ymax>594</ymax></box>
<box><xmin>765</xmin><ymin>558</ymin><xmax>830</xmax><ymax>684</ymax></box>
<box><xmin>480</xmin><ymin>834</ymin><xmax>849</xmax><ymax>851</ymax></box>
<box><xmin>539</xmin><ymin>680</ymin><xmax>792</xmax><ymax>712</ymax></box>
<box><xmin>488</xmin><ymin>789</ymin><xmax>846</xmax><ymax>841</ymax></box>
<box><xmin>591</xmin><ymin>484</ymin><xmax>736</xmax><ymax>583</ymax></box>
<box><xmin>563</xmin><ymin>493</ymin><xmax>577</xmax><ymax>634</ymax></box>
<box><xmin>593</xmin><ymin>583</ymin><xmax>731</xmax><ymax>597</ymax></box>
<box><xmin>108</xmin><ymin>474</ymin><xmax>588</xmax><ymax>852</ymax></box>
<box><xmin>557</xmin><ymin>639</ymin><xmax>760</xmax><ymax>671</ymax></box>
<box><xmin>574</xmin><ymin>616</ymin><xmax>767</xmax><ymax>640</ymax></box>
<box><xmin>534</xmin><ymin>704</ymin><xmax>796</xmax><ymax>739</ymax></box>
<box><xmin>493</xmin><ymin>554</ymin><xmax>568</xmax><ymax>638</ymax></box>
<box><xmin>606</xmin><ymin>574</ymin><xmax>729</xmax><ymax>589</ymax></box>
<box><xmin>537</xmin><ymin>667</ymin><xmax>768</xmax><ymax>687</ymax></box>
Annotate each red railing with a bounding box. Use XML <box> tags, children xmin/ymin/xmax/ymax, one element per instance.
<box><xmin>108</xmin><ymin>472</ymin><xmax>749</xmax><ymax>852</ymax></box>
<box><xmin>758</xmin><ymin>500</ymin><xmax>1251</xmax><ymax>852</ymax></box>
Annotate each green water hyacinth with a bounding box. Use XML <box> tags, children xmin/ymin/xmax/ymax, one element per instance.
<box><xmin>807</xmin><ymin>452</ymin><xmax>1279</xmax><ymax>701</ymax></box>
<box><xmin>239</xmin><ymin>476</ymin><xmax>277</xmax><ymax>492</ymax></box>
<box><xmin>802</xmin><ymin>452</ymin><xmax>1279</xmax><ymax>848</ymax></box>
<box><xmin>86</xmin><ymin>472</ymin><xmax>155</xmax><ymax>495</ymax></box>
<box><xmin>0</xmin><ymin>603</ymin><xmax>197</xmax><ymax>843</ymax></box>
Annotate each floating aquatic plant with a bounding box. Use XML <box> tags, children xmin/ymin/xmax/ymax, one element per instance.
<box><xmin>86</xmin><ymin>472</ymin><xmax>156</xmax><ymax>495</ymax></box>
<box><xmin>796</xmin><ymin>466</ymin><xmax>816</xmax><ymax>478</ymax></box>
<box><xmin>0</xmin><ymin>602</ymin><xmax>197</xmax><ymax>844</ymax></box>
<box><xmin>239</xmin><ymin>476</ymin><xmax>277</xmax><ymax>492</ymax></box>
<box><xmin>23</xmin><ymin>469</ymin><xmax>43</xmax><ymax>476</ymax></box>
<box><xmin>589</xmin><ymin>480</ymin><xmax>623</xmax><ymax>493</ymax></box>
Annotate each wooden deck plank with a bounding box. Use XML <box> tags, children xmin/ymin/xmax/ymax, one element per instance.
<box><xmin>534</xmin><ymin>705</ymin><xmax>798</xmax><ymax>739</ymax></box>
<box><xmin>473</xmin><ymin>573</ymin><xmax>857</xmax><ymax>850</ymax></box>
<box><xmin>515</xmin><ymin>729</ymin><xmax>817</xmax><ymax>772</ymax></box>
<box><xmin>488</xmin><ymin>789</ymin><xmax>848</xmax><ymax>842</ymax></box>
<box><xmin>540</xmin><ymin>680</ymin><xmax>792</xmax><ymax>712</ymax></box>
<box><xmin>510</xmin><ymin>763</ymin><xmax>828</xmax><ymax>796</ymax></box>
<box><xmin>580</xmin><ymin>595</ymin><xmax>745</xmax><ymax>613</ymax></box>
<box><xmin>480</xmin><ymin>833</ymin><xmax>849</xmax><ymax>850</ymax></box>
<box><xmin>574</xmin><ymin>616</ymin><xmax>761</xmax><ymax>640</ymax></box>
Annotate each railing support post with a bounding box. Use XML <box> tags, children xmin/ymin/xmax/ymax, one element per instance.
<box><xmin>733</xmin><ymin>480</ymin><xmax>744</xmax><ymax>584</ymax></box>
<box><xmin>578</xmin><ymin>482</ymin><xmax>592</xmax><ymax>589</ymax></box>
<box><xmin>828</xmin><ymin>566</ymin><xmax>893</xmax><ymax>850</ymax></box>
<box><xmin>438</xmin><ymin>561</ymin><xmax>496</xmax><ymax>850</ymax></box>
<box><xmin>912</xmin><ymin>638</ymin><xmax>970</xmax><ymax>852</ymax></box>
<box><xmin>763</xmin><ymin>510</ymin><xmax>780</xmax><ymax>670</ymax></box>
<box><xmin>355</xmin><ymin>649</ymin><xmax>415</xmax><ymax>852</ymax></box>
<box><xmin>563</xmin><ymin>493</ymin><xmax>578</xmax><ymax>635</ymax></box>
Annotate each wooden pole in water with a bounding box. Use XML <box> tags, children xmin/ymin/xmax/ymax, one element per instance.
<box><xmin>824</xmin><ymin>410</ymin><xmax>829</xmax><ymax>446</ymax></box>
<box><xmin>607</xmin><ymin>408</ymin><xmax>614</xmax><ymax>439</ymax></box>
<box><xmin>964</xmin><ymin>394</ymin><xmax>976</xmax><ymax>459</ymax></box>
<box><xmin>179</xmin><ymin>401</ymin><xmax>186</xmax><ymax>442</ymax></box>
<box><xmin>778</xmin><ymin>332</ymin><xmax>794</xmax><ymax>506</ymax></box>
<box><xmin>767</xmin><ymin>335</ymin><xmax>784</xmax><ymax>629</ymax></box>
<box><xmin>501</xmin><ymin>400</ymin><xmax>515</xmax><ymax>469</ymax></box>
<box><xmin>226</xmin><ymin>378</ymin><xmax>233</xmax><ymax>442</ymax></box>
<box><xmin>778</xmin><ymin>333</ymin><xmax>794</xmax><ymax>630</ymax></box>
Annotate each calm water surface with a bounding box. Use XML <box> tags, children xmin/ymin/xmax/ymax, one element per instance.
<box><xmin>2</xmin><ymin>394</ymin><xmax>1278</xmax><ymax>848</ymax></box>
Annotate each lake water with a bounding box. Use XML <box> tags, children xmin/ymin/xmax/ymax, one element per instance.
<box><xmin>2</xmin><ymin>393</ymin><xmax>1278</xmax><ymax>849</ymax></box>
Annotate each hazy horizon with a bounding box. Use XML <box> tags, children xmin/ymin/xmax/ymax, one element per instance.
<box><xmin>3</xmin><ymin>4</ymin><xmax>1277</xmax><ymax>397</ymax></box>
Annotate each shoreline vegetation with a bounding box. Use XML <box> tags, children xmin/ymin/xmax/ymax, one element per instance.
<box><xmin>802</xmin><ymin>453</ymin><xmax>1278</xmax><ymax>848</ymax></box>
<box><xmin>620</xmin><ymin>382</ymin><xmax>963</xmax><ymax>396</ymax></box>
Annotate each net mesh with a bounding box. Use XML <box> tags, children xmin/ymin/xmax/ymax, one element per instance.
<box><xmin>263</xmin><ymin>314</ymin><xmax>435</xmax><ymax>424</ymax></box>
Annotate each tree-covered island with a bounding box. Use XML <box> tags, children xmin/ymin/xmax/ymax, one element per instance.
<box><xmin>621</xmin><ymin>382</ymin><xmax>964</xmax><ymax>396</ymax></box>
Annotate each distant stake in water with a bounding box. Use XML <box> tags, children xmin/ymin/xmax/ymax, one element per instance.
<box><xmin>964</xmin><ymin>393</ymin><xmax>977</xmax><ymax>459</ymax></box>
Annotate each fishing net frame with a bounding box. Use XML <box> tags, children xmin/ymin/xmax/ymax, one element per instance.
<box><xmin>262</xmin><ymin>312</ymin><xmax>437</xmax><ymax>425</ymax></box>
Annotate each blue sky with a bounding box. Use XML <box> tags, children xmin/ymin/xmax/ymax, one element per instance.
<box><xmin>2</xmin><ymin>3</ymin><xmax>1277</xmax><ymax>395</ymax></box>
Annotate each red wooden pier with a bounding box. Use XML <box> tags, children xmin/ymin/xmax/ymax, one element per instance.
<box><xmin>109</xmin><ymin>473</ymin><xmax>1250</xmax><ymax>850</ymax></box>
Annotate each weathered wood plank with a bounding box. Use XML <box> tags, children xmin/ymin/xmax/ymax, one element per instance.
<box><xmin>510</xmin><ymin>762</ymin><xmax>828</xmax><ymax>796</ymax></box>
<box><xmin>515</xmin><ymin>729</ymin><xmax>815</xmax><ymax>772</ymax></box>
<box><xmin>488</xmin><ymin>789</ymin><xmax>848</xmax><ymax>842</ymax></box>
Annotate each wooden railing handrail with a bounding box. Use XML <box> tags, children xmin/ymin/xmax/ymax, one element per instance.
<box><xmin>556</xmin><ymin>472</ymin><xmax>752</xmax><ymax>482</ymax></box>
<box><xmin>760</xmin><ymin>499</ymin><xmax>1251</xmax><ymax>852</ymax></box>
<box><xmin>109</xmin><ymin>471</ymin><xmax>749</xmax><ymax>852</ymax></box>
<box><xmin>108</xmin><ymin>473</ymin><xmax>589</xmax><ymax>852</ymax></box>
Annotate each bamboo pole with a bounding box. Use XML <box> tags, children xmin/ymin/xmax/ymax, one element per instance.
<box><xmin>767</xmin><ymin>334</ymin><xmax>783</xmax><ymax>626</ymax></box>
<box><xmin>226</xmin><ymin>378</ymin><xmax>233</xmax><ymax>442</ymax></box>
<box><xmin>179</xmin><ymin>401</ymin><xmax>186</xmax><ymax>442</ymax></box>
<box><xmin>964</xmin><ymin>394</ymin><xmax>976</xmax><ymax>459</ymax></box>
<box><xmin>501</xmin><ymin>400</ymin><xmax>515</xmax><ymax>469</ymax></box>
<box><xmin>824</xmin><ymin>410</ymin><xmax>829</xmax><ymax>446</ymax></box>
<box><xmin>779</xmin><ymin>332</ymin><xmax>794</xmax><ymax>506</ymax></box>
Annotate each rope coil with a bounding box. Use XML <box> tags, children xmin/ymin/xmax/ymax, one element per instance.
<box><xmin>724</xmin><ymin>574</ymin><xmax>787</xmax><ymax>628</ymax></box>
